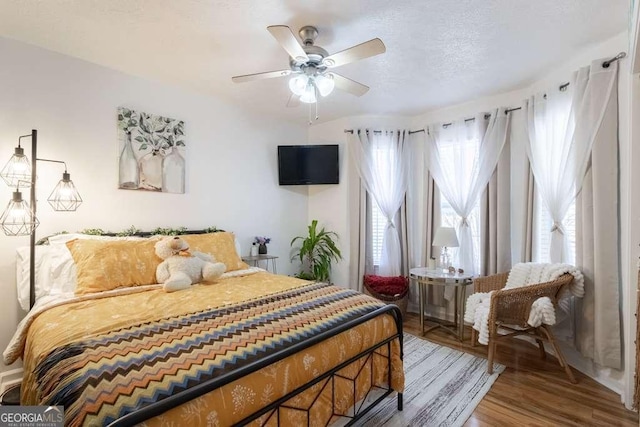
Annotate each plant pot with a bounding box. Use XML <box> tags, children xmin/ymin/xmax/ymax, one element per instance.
<box><xmin>258</xmin><ymin>243</ymin><xmax>267</xmax><ymax>254</ymax></box>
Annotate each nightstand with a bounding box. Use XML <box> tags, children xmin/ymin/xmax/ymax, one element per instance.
<box><xmin>242</xmin><ymin>254</ymin><xmax>278</xmax><ymax>273</ymax></box>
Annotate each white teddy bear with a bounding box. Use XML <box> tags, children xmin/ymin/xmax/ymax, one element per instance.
<box><xmin>155</xmin><ymin>236</ymin><xmax>226</xmax><ymax>292</ymax></box>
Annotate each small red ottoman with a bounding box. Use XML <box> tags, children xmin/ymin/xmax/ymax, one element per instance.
<box><xmin>363</xmin><ymin>275</ymin><xmax>409</xmax><ymax>318</ymax></box>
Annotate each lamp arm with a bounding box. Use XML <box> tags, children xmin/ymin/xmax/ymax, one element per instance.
<box><xmin>36</xmin><ymin>158</ymin><xmax>68</xmax><ymax>172</ymax></box>
<box><xmin>17</xmin><ymin>134</ymin><xmax>34</xmax><ymax>147</ymax></box>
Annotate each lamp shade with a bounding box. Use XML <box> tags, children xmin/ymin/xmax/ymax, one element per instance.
<box><xmin>47</xmin><ymin>172</ymin><xmax>82</xmax><ymax>211</ymax></box>
<box><xmin>314</xmin><ymin>73</ymin><xmax>335</xmax><ymax>97</ymax></box>
<box><xmin>433</xmin><ymin>227</ymin><xmax>459</xmax><ymax>248</ymax></box>
<box><xmin>0</xmin><ymin>147</ymin><xmax>32</xmax><ymax>187</ymax></box>
<box><xmin>288</xmin><ymin>75</ymin><xmax>308</xmax><ymax>96</ymax></box>
<box><xmin>299</xmin><ymin>79</ymin><xmax>317</xmax><ymax>104</ymax></box>
<box><xmin>0</xmin><ymin>191</ymin><xmax>39</xmax><ymax>236</ymax></box>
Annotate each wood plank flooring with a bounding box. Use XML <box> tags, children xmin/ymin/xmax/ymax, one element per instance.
<box><xmin>402</xmin><ymin>313</ymin><xmax>638</xmax><ymax>426</ymax></box>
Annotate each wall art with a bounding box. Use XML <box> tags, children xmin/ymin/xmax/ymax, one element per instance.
<box><xmin>117</xmin><ymin>107</ymin><xmax>185</xmax><ymax>193</ymax></box>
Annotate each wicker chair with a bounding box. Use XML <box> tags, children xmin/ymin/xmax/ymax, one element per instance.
<box><xmin>471</xmin><ymin>272</ymin><xmax>577</xmax><ymax>384</ymax></box>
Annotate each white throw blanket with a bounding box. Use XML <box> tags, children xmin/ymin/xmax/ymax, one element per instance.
<box><xmin>465</xmin><ymin>263</ymin><xmax>584</xmax><ymax>345</ymax></box>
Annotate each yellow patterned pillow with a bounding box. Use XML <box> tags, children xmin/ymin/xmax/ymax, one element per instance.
<box><xmin>180</xmin><ymin>232</ymin><xmax>248</xmax><ymax>272</ymax></box>
<box><xmin>67</xmin><ymin>239</ymin><xmax>160</xmax><ymax>295</ymax></box>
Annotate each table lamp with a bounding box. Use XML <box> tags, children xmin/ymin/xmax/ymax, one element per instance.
<box><xmin>432</xmin><ymin>227</ymin><xmax>459</xmax><ymax>272</ymax></box>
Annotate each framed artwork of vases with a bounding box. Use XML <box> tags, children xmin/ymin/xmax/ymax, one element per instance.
<box><xmin>117</xmin><ymin>107</ymin><xmax>186</xmax><ymax>193</ymax></box>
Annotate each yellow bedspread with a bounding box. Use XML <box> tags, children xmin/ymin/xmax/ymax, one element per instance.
<box><xmin>20</xmin><ymin>272</ymin><xmax>404</xmax><ymax>426</ymax></box>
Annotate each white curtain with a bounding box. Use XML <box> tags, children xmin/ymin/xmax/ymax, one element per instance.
<box><xmin>349</xmin><ymin>130</ymin><xmax>409</xmax><ymax>276</ymax></box>
<box><xmin>426</xmin><ymin>108</ymin><xmax>510</xmax><ymax>276</ymax></box>
<box><xmin>523</xmin><ymin>62</ymin><xmax>617</xmax><ymax>263</ymax></box>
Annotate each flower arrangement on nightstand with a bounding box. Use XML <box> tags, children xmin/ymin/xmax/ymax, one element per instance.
<box><xmin>254</xmin><ymin>236</ymin><xmax>271</xmax><ymax>254</ymax></box>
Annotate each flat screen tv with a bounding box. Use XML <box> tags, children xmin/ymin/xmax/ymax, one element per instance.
<box><xmin>278</xmin><ymin>144</ymin><xmax>339</xmax><ymax>185</ymax></box>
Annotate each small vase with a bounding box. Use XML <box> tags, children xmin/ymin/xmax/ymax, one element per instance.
<box><xmin>119</xmin><ymin>132</ymin><xmax>139</xmax><ymax>189</ymax></box>
<box><xmin>162</xmin><ymin>146</ymin><xmax>185</xmax><ymax>193</ymax></box>
<box><xmin>138</xmin><ymin>149</ymin><xmax>163</xmax><ymax>191</ymax></box>
<box><xmin>258</xmin><ymin>243</ymin><xmax>267</xmax><ymax>254</ymax></box>
<box><xmin>250</xmin><ymin>244</ymin><xmax>258</xmax><ymax>257</ymax></box>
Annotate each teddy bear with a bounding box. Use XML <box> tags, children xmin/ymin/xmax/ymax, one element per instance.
<box><xmin>154</xmin><ymin>236</ymin><xmax>226</xmax><ymax>292</ymax></box>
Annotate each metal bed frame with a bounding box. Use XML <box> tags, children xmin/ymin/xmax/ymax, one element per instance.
<box><xmin>108</xmin><ymin>304</ymin><xmax>404</xmax><ymax>427</ymax></box>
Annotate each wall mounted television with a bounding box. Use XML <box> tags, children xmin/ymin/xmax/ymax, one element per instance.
<box><xmin>278</xmin><ymin>144</ymin><xmax>339</xmax><ymax>185</ymax></box>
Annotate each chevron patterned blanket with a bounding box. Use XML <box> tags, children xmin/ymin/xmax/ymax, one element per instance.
<box><xmin>32</xmin><ymin>281</ymin><xmax>397</xmax><ymax>426</ymax></box>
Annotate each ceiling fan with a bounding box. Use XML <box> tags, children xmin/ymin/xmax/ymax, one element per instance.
<box><xmin>231</xmin><ymin>25</ymin><xmax>386</xmax><ymax>106</ymax></box>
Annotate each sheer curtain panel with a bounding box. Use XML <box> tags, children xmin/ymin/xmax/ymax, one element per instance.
<box><xmin>523</xmin><ymin>61</ymin><xmax>617</xmax><ymax>263</ymax></box>
<box><xmin>349</xmin><ymin>130</ymin><xmax>410</xmax><ymax>276</ymax></box>
<box><xmin>426</xmin><ymin>108</ymin><xmax>510</xmax><ymax>276</ymax></box>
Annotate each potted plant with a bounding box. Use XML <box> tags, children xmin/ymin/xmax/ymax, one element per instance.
<box><xmin>290</xmin><ymin>220</ymin><xmax>342</xmax><ymax>282</ymax></box>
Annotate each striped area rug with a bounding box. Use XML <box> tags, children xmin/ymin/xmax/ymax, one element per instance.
<box><xmin>355</xmin><ymin>333</ymin><xmax>505</xmax><ymax>427</ymax></box>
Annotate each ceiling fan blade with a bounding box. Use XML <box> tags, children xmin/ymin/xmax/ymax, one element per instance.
<box><xmin>231</xmin><ymin>69</ymin><xmax>291</xmax><ymax>83</ymax></box>
<box><xmin>323</xmin><ymin>38</ymin><xmax>386</xmax><ymax>68</ymax></box>
<box><xmin>286</xmin><ymin>93</ymin><xmax>300</xmax><ymax>108</ymax></box>
<box><xmin>267</xmin><ymin>25</ymin><xmax>309</xmax><ymax>62</ymax></box>
<box><xmin>331</xmin><ymin>73</ymin><xmax>369</xmax><ymax>97</ymax></box>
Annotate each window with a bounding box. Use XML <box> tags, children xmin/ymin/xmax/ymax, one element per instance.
<box><xmin>371</xmin><ymin>202</ymin><xmax>386</xmax><ymax>266</ymax></box>
<box><xmin>533</xmin><ymin>193</ymin><xmax>576</xmax><ymax>264</ymax></box>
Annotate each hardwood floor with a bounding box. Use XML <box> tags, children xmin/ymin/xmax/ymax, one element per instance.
<box><xmin>402</xmin><ymin>313</ymin><xmax>638</xmax><ymax>426</ymax></box>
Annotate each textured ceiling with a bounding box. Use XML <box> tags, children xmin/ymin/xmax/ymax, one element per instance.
<box><xmin>0</xmin><ymin>0</ymin><xmax>629</xmax><ymax>123</ymax></box>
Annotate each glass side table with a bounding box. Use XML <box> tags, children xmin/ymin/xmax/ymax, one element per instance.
<box><xmin>409</xmin><ymin>267</ymin><xmax>473</xmax><ymax>341</ymax></box>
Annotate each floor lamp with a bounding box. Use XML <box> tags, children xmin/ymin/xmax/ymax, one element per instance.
<box><xmin>0</xmin><ymin>130</ymin><xmax>82</xmax><ymax>404</ymax></box>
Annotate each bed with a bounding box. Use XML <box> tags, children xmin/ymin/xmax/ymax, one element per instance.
<box><xmin>3</xmin><ymin>231</ymin><xmax>404</xmax><ymax>426</ymax></box>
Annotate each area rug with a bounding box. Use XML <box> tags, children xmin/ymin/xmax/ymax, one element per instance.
<box><xmin>354</xmin><ymin>333</ymin><xmax>505</xmax><ymax>427</ymax></box>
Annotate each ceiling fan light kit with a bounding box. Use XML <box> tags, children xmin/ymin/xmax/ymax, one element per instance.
<box><xmin>232</xmin><ymin>24</ymin><xmax>385</xmax><ymax>118</ymax></box>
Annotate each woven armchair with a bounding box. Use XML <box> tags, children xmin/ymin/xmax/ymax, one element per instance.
<box><xmin>471</xmin><ymin>272</ymin><xmax>577</xmax><ymax>384</ymax></box>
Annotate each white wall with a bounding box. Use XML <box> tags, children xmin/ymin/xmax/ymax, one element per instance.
<box><xmin>0</xmin><ymin>36</ymin><xmax>309</xmax><ymax>376</ymax></box>
<box><xmin>308</xmin><ymin>32</ymin><xmax>638</xmax><ymax>405</ymax></box>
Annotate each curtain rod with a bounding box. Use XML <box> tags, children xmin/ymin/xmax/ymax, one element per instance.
<box><xmin>505</xmin><ymin>52</ymin><xmax>625</xmax><ymax>112</ymax></box>
<box><xmin>343</xmin><ymin>129</ymin><xmax>425</xmax><ymax>134</ymax></box>
<box><xmin>344</xmin><ymin>52</ymin><xmax>626</xmax><ymax>134</ymax></box>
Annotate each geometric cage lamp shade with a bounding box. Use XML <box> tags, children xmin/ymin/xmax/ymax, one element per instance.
<box><xmin>47</xmin><ymin>172</ymin><xmax>82</xmax><ymax>211</ymax></box>
<box><xmin>0</xmin><ymin>146</ymin><xmax>32</xmax><ymax>187</ymax></box>
<box><xmin>0</xmin><ymin>190</ymin><xmax>39</xmax><ymax>236</ymax></box>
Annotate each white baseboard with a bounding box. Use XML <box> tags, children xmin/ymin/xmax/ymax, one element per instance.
<box><xmin>0</xmin><ymin>368</ymin><xmax>23</xmax><ymax>394</ymax></box>
<box><xmin>556</xmin><ymin>342</ymin><xmax>624</xmax><ymax>396</ymax></box>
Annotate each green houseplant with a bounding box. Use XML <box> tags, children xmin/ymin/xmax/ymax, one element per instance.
<box><xmin>291</xmin><ymin>220</ymin><xmax>342</xmax><ymax>282</ymax></box>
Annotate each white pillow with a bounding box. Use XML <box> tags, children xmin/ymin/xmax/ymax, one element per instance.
<box><xmin>16</xmin><ymin>245</ymin><xmax>70</xmax><ymax>311</ymax></box>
